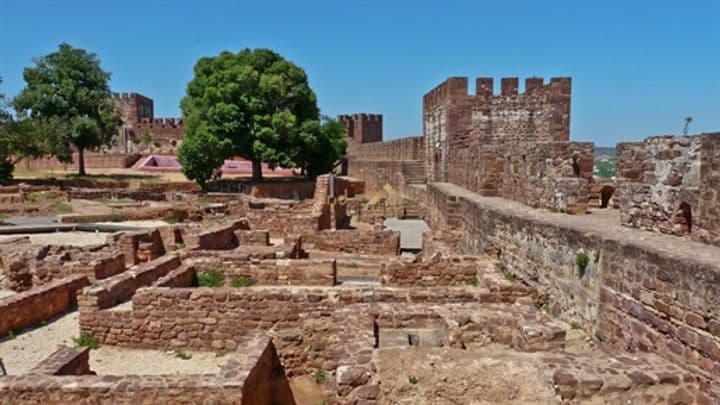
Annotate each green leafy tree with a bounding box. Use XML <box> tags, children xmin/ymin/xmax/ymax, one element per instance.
<box><xmin>13</xmin><ymin>43</ymin><xmax>119</xmax><ymax>176</ymax></box>
<box><xmin>180</xmin><ymin>48</ymin><xmax>324</xmax><ymax>182</ymax></box>
<box><xmin>0</xmin><ymin>77</ymin><xmax>43</xmax><ymax>184</ymax></box>
<box><xmin>293</xmin><ymin>117</ymin><xmax>346</xmax><ymax>176</ymax></box>
<box><xmin>178</xmin><ymin>131</ymin><xmax>231</xmax><ymax>190</ymax></box>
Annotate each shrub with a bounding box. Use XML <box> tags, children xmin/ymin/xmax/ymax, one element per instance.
<box><xmin>466</xmin><ymin>276</ymin><xmax>479</xmax><ymax>287</ymax></box>
<box><xmin>6</xmin><ymin>330</ymin><xmax>15</xmax><ymax>340</ymax></box>
<box><xmin>231</xmin><ymin>277</ymin><xmax>254</xmax><ymax>288</ymax></box>
<box><xmin>313</xmin><ymin>368</ymin><xmax>325</xmax><ymax>384</ymax></box>
<box><xmin>504</xmin><ymin>272</ymin><xmax>517</xmax><ymax>283</ymax></box>
<box><xmin>575</xmin><ymin>250</ymin><xmax>589</xmax><ymax>273</ymax></box>
<box><xmin>570</xmin><ymin>321</ymin><xmax>581</xmax><ymax>330</ymax></box>
<box><xmin>197</xmin><ymin>269</ymin><xmax>224</xmax><ymax>287</ymax></box>
<box><xmin>73</xmin><ymin>333</ymin><xmax>99</xmax><ymax>349</ymax></box>
<box><xmin>174</xmin><ymin>350</ymin><xmax>192</xmax><ymax>360</ymax></box>
<box><xmin>409</xmin><ymin>375</ymin><xmax>419</xmax><ymax>384</ymax></box>
<box><xmin>51</xmin><ymin>201</ymin><xmax>73</xmax><ymax>213</ymax></box>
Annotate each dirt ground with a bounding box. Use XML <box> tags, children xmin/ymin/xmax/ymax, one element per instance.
<box><xmin>374</xmin><ymin>346</ymin><xmax>560</xmax><ymax>404</ymax></box>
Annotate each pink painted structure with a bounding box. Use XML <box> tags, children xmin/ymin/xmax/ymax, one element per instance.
<box><xmin>136</xmin><ymin>155</ymin><xmax>295</xmax><ymax>176</ymax></box>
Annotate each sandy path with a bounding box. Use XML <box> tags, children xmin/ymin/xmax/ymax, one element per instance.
<box><xmin>0</xmin><ymin>309</ymin><xmax>231</xmax><ymax>376</ymax></box>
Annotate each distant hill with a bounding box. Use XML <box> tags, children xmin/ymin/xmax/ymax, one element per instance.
<box><xmin>595</xmin><ymin>146</ymin><xmax>616</xmax><ymax>159</ymax></box>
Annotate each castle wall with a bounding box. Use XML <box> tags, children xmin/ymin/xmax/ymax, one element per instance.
<box><xmin>425</xmin><ymin>182</ymin><xmax>720</xmax><ymax>386</ymax></box>
<box><xmin>346</xmin><ymin>75</ymin><xmax>591</xmax><ymax>213</ymax></box>
<box><xmin>616</xmin><ymin>133</ymin><xmax>720</xmax><ymax>247</ymax></box>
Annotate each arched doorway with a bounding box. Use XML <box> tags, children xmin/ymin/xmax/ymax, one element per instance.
<box><xmin>600</xmin><ymin>186</ymin><xmax>615</xmax><ymax>208</ymax></box>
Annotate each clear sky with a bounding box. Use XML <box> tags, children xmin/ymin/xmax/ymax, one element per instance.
<box><xmin>1</xmin><ymin>0</ymin><xmax>718</xmax><ymax>146</ymax></box>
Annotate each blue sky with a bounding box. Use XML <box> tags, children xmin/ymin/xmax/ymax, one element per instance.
<box><xmin>1</xmin><ymin>0</ymin><xmax>718</xmax><ymax>146</ymax></box>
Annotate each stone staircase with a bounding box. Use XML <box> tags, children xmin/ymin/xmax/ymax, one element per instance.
<box><xmin>401</xmin><ymin>160</ymin><xmax>426</xmax><ymax>185</ymax></box>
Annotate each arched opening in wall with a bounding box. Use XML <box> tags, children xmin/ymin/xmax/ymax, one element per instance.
<box><xmin>678</xmin><ymin>202</ymin><xmax>693</xmax><ymax>234</ymax></box>
<box><xmin>572</xmin><ymin>156</ymin><xmax>581</xmax><ymax>177</ymax></box>
<box><xmin>600</xmin><ymin>186</ymin><xmax>615</xmax><ymax>208</ymax></box>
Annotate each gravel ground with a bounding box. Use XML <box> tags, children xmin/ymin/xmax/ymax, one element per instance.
<box><xmin>90</xmin><ymin>347</ymin><xmax>226</xmax><ymax>375</ymax></box>
<box><xmin>0</xmin><ymin>310</ymin><xmax>226</xmax><ymax>376</ymax></box>
<box><xmin>0</xmin><ymin>231</ymin><xmax>108</xmax><ymax>246</ymax></box>
<box><xmin>0</xmin><ymin>311</ymin><xmax>78</xmax><ymax>375</ymax></box>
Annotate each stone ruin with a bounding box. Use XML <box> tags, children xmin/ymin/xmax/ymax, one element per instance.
<box><xmin>0</xmin><ymin>75</ymin><xmax>717</xmax><ymax>404</ymax></box>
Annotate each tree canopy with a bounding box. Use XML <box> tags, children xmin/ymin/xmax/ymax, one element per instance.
<box><xmin>0</xmin><ymin>77</ymin><xmax>43</xmax><ymax>184</ymax></box>
<box><xmin>13</xmin><ymin>43</ymin><xmax>118</xmax><ymax>175</ymax></box>
<box><xmin>179</xmin><ymin>48</ymin><xmax>345</xmax><ymax>184</ymax></box>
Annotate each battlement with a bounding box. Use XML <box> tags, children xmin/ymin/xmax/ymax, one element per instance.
<box><xmin>338</xmin><ymin>113</ymin><xmax>383</xmax><ymax>123</ymax></box>
<box><xmin>423</xmin><ymin>76</ymin><xmax>571</xmax><ymax>109</ymax></box>
<box><xmin>338</xmin><ymin>113</ymin><xmax>383</xmax><ymax>145</ymax></box>
<box><xmin>112</xmin><ymin>92</ymin><xmax>153</xmax><ymax>102</ymax></box>
<box><xmin>137</xmin><ymin>117</ymin><xmax>184</xmax><ymax>127</ymax></box>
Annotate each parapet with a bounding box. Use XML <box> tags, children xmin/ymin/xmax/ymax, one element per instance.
<box><xmin>423</xmin><ymin>76</ymin><xmax>572</xmax><ymax>109</ymax></box>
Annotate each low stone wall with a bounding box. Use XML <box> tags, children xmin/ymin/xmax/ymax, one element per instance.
<box><xmin>0</xmin><ymin>240</ymin><xmax>116</xmax><ymax>291</ymax></box>
<box><xmin>208</xmin><ymin>178</ymin><xmax>316</xmax><ymax>200</ymax></box>
<box><xmin>29</xmin><ymin>346</ymin><xmax>92</xmax><ymax>375</ymax></box>
<box><xmin>0</xmin><ymin>274</ymin><xmax>89</xmax><ymax>336</ymax></box>
<box><xmin>66</xmin><ymin>188</ymin><xmax>167</xmax><ymax>201</ymax></box>
<box><xmin>118</xmin><ymin>229</ymin><xmax>166</xmax><ymax>266</ymax></box>
<box><xmin>78</xmin><ymin>255</ymin><xmax>181</xmax><ymax>310</ymax></box>
<box><xmin>195</xmin><ymin>219</ymin><xmax>249</xmax><ymax>250</ymax></box>
<box><xmin>18</xmin><ymin>153</ymin><xmax>142</xmax><ymax>171</ymax></box>
<box><xmin>187</xmin><ymin>258</ymin><xmax>337</xmax><ymax>287</ymax></box>
<box><xmin>0</xmin><ymin>336</ymin><xmax>295</xmax><ymax>404</ymax></box>
<box><xmin>78</xmin><ymin>285</ymin><xmax>531</xmax><ymax>351</ymax></box>
<box><xmin>302</xmin><ymin>229</ymin><xmax>400</xmax><ymax>256</ymax></box>
<box><xmin>426</xmin><ymin>182</ymin><xmax>720</xmax><ymax>388</ymax></box>
<box><xmin>380</xmin><ymin>256</ymin><xmax>495</xmax><ymax>287</ymax></box>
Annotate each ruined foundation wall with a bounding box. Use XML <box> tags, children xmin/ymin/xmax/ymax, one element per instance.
<box><xmin>0</xmin><ymin>274</ymin><xmax>89</xmax><ymax>336</ymax></box>
<box><xmin>426</xmin><ymin>183</ymin><xmax>720</xmax><ymax>384</ymax></box>
<box><xmin>616</xmin><ymin>133</ymin><xmax>720</xmax><ymax>247</ymax></box>
<box><xmin>302</xmin><ymin>229</ymin><xmax>400</xmax><ymax>255</ymax></box>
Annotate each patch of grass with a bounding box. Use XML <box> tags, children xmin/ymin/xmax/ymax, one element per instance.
<box><xmin>175</xmin><ymin>242</ymin><xmax>186</xmax><ymax>250</ymax></box>
<box><xmin>174</xmin><ymin>350</ymin><xmax>192</xmax><ymax>360</ymax></box>
<box><xmin>570</xmin><ymin>321</ymin><xmax>582</xmax><ymax>330</ymax></box>
<box><xmin>109</xmin><ymin>213</ymin><xmax>123</xmax><ymax>222</ymax></box>
<box><xmin>73</xmin><ymin>333</ymin><xmax>99</xmax><ymax>349</ymax></box>
<box><xmin>593</xmin><ymin>250</ymin><xmax>600</xmax><ymax>264</ymax></box>
<box><xmin>197</xmin><ymin>269</ymin><xmax>224</xmax><ymax>287</ymax></box>
<box><xmin>215</xmin><ymin>351</ymin><xmax>226</xmax><ymax>358</ymax></box>
<box><xmin>24</xmin><ymin>191</ymin><xmax>46</xmax><ymax>203</ymax></box>
<box><xmin>166</xmin><ymin>216</ymin><xmax>180</xmax><ymax>224</ymax></box>
<box><xmin>313</xmin><ymin>368</ymin><xmax>326</xmax><ymax>384</ymax></box>
<box><xmin>465</xmin><ymin>276</ymin><xmax>479</xmax><ymax>287</ymax></box>
<box><xmin>36</xmin><ymin>320</ymin><xmax>47</xmax><ymax>328</ymax></box>
<box><xmin>230</xmin><ymin>277</ymin><xmax>254</xmax><ymax>288</ymax></box>
<box><xmin>347</xmin><ymin>261</ymin><xmax>358</xmax><ymax>268</ymax></box>
<box><xmin>51</xmin><ymin>201</ymin><xmax>73</xmax><ymax>213</ymax></box>
<box><xmin>408</xmin><ymin>375</ymin><xmax>419</xmax><ymax>384</ymax></box>
<box><xmin>6</xmin><ymin>330</ymin><xmax>15</xmax><ymax>340</ymax></box>
<box><xmin>504</xmin><ymin>272</ymin><xmax>517</xmax><ymax>283</ymax></box>
<box><xmin>537</xmin><ymin>302</ymin><xmax>550</xmax><ymax>314</ymax></box>
<box><xmin>197</xmin><ymin>197</ymin><xmax>210</xmax><ymax>208</ymax></box>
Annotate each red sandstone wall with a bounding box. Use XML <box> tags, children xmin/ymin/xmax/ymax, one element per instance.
<box><xmin>18</xmin><ymin>153</ymin><xmax>141</xmax><ymax>171</ymax></box>
<box><xmin>302</xmin><ymin>229</ymin><xmax>400</xmax><ymax>255</ymax></box>
<box><xmin>424</xmin><ymin>182</ymin><xmax>720</xmax><ymax>389</ymax></box>
<box><xmin>616</xmin><ymin>133</ymin><xmax>720</xmax><ymax>246</ymax></box>
<box><xmin>350</xmin><ymin>137</ymin><xmax>424</xmax><ymax>161</ymax></box>
<box><xmin>0</xmin><ymin>274</ymin><xmax>89</xmax><ymax>336</ymax></box>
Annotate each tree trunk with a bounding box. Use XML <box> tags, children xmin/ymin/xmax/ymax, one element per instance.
<box><xmin>251</xmin><ymin>159</ymin><xmax>263</xmax><ymax>182</ymax></box>
<box><xmin>78</xmin><ymin>147</ymin><xmax>86</xmax><ymax>176</ymax></box>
